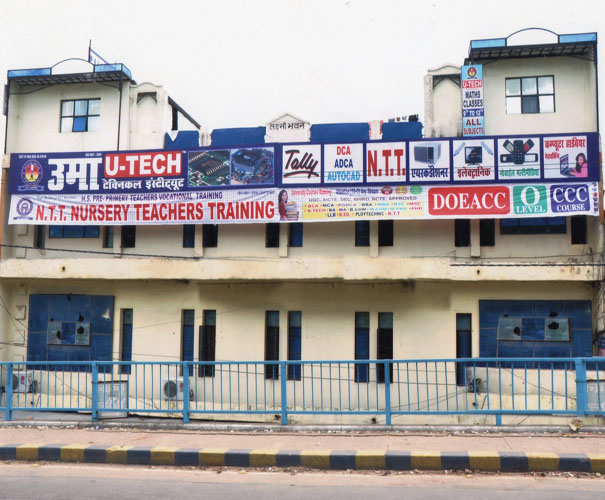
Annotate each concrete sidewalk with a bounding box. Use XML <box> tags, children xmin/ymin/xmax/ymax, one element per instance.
<box><xmin>1</xmin><ymin>413</ymin><xmax>604</xmax><ymax>473</ymax></box>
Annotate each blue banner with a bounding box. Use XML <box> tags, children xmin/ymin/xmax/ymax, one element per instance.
<box><xmin>9</xmin><ymin>133</ymin><xmax>599</xmax><ymax>196</ymax></box>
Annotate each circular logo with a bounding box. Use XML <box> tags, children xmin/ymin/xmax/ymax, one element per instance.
<box><xmin>396</xmin><ymin>186</ymin><xmax>408</xmax><ymax>195</ymax></box>
<box><xmin>21</xmin><ymin>160</ymin><xmax>43</xmax><ymax>186</ymax></box>
<box><xmin>410</xmin><ymin>185</ymin><xmax>423</xmax><ymax>195</ymax></box>
<box><xmin>467</xmin><ymin>66</ymin><xmax>477</xmax><ymax>78</ymax></box>
<box><xmin>16</xmin><ymin>198</ymin><xmax>34</xmax><ymax>217</ymax></box>
<box><xmin>381</xmin><ymin>186</ymin><xmax>393</xmax><ymax>195</ymax></box>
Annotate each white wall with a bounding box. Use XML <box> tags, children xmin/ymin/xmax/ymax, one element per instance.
<box><xmin>424</xmin><ymin>66</ymin><xmax>462</xmax><ymax>138</ymax></box>
<box><xmin>6</xmin><ymin>82</ymin><xmax>131</xmax><ymax>153</ymax></box>
<box><xmin>4</xmin><ymin>279</ymin><xmax>593</xmax><ymax>365</ymax></box>
<box><xmin>483</xmin><ymin>56</ymin><xmax>597</xmax><ymax>135</ymax></box>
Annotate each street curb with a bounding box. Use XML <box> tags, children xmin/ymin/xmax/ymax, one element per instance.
<box><xmin>1</xmin><ymin>420</ymin><xmax>605</xmax><ymax>435</ymax></box>
<box><xmin>1</xmin><ymin>444</ymin><xmax>604</xmax><ymax>473</ymax></box>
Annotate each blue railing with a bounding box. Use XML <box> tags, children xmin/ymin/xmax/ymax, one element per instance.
<box><xmin>1</xmin><ymin>358</ymin><xmax>603</xmax><ymax>424</ymax></box>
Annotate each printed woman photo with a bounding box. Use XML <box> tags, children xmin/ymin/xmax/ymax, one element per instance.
<box><xmin>278</xmin><ymin>189</ymin><xmax>298</xmax><ymax>221</ymax></box>
<box><xmin>572</xmin><ymin>152</ymin><xmax>588</xmax><ymax>178</ymax></box>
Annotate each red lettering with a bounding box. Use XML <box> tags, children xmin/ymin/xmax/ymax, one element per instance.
<box><xmin>367</xmin><ymin>150</ymin><xmax>379</xmax><ymax>177</ymax></box>
<box><xmin>382</xmin><ymin>150</ymin><xmax>392</xmax><ymax>176</ymax></box>
<box><xmin>216</xmin><ymin>202</ymin><xmax>226</xmax><ymax>219</ymax></box>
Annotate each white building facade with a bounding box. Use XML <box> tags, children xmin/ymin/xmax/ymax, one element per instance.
<box><xmin>0</xmin><ymin>31</ymin><xmax>602</xmax><ymax>423</ymax></box>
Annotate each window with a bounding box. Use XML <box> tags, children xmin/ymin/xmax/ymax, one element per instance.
<box><xmin>455</xmin><ymin>314</ymin><xmax>472</xmax><ymax>386</ymax></box>
<box><xmin>480</xmin><ymin>219</ymin><xmax>495</xmax><ymax>247</ymax></box>
<box><xmin>265</xmin><ymin>311</ymin><xmax>280</xmax><ymax>379</ymax></box>
<box><xmin>199</xmin><ymin>310</ymin><xmax>216</xmax><ymax>377</ymax></box>
<box><xmin>287</xmin><ymin>311</ymin><xmax>302</xmax><ymax>380</ymax></box>
<box><xmin>378</xmin><ymin>220</ymin><xmax>393</xmax><ymax>247</ymax></box>
<box><xmin>121</xmin><ymin>226</ymin><xmax>136</xmax><ymax>248</ymax></box>
<box><xmin>454</xmin><ymin>219</ymin><xmax>470</xmax><ymax>247</ymax></box>
<box><xmin>355</xmin><ymin>221</ymin><xmax>370</xmax><ymax>247</ymax></box>
<box><xmin>355</xmin><ymin>312</ymin><xmax>370</xmax><ymax>383</ymax></box>
<box><xmin>505</xmin><ymin>76</ymin><xmax>554</xmax><ymax>114</ymax></box>
<box><xmin>103</xmin><ymin>227</ymin><xmax>114</xmax><ymax>248</ymax></box>
<box><xmin>34</xmin><ymin>226</ymin><xmax>46</xmax><ymax>249</ymax></box>
<box><xmin>183</xmin><ymin>225</ymin><xmax>195</xmax><ymax>248</ymax></box>
<box><xmin>120</xmin><ymin>309</ymin><xmax>133</xmax><ymax>374</ymax></box>
<box><xmin>26</xmin><ymin>294</ymin><xmax>114</xmax><ymax>372</ymax></box>
<box><xmin>49</xmin><ymin>225</ymin><xmax>99</xmax><ymax>238</ymax></box>
<box><xmin>266</xmin><ymin>223</ymin><xmax>280</xmax><ymax>248</ymax></box>
<box><xmin>479</xmin><ymin>300</ymin><xmax>593</xmax><ymax>361</ymax></box>
<box><xmin>289</xmin><ymin>223</ymin><xmax>303</xmax><ymax>247</ymax></box>
<box><xmin>500</xmin><ymin>217</ymin><xmax>566</xmax><ymax>235</ymax></box>
<box><xmin>571</xmin><ymin>215</ymin><xmax>587</xmax><ymax>245</ymax></box>
<box><xmin>203</xmin><ymin>224</ymin><xmax>218</xmax><ymax>248</ymax></box>
<box><xmin>60</xmin><ymin>98</ymin><xmax>100</xmax><ymax>132</ymax></box>
<box><xmin>181</xmin><ymin>309</ymin><xmax>195</xmax><ymax>376</ymax></box>
<box><xmin>377</xmin><ymin>313</ymin><xmax>393</xmax><ymax>383</ymax></box>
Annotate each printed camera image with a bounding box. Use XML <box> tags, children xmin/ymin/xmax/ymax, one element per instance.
<box><xmin>188</xmin><ymin>150</ymin><xmax>230</xmax><ymax>186</ymax></box>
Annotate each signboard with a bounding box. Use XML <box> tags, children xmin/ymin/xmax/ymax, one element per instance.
<box><xmin>452</xmin><ymin>139</ymin><xmax>495</xmax><ymax>181</ymax></box>
<box><xmin>461</xmin><ymin>64</ymin><xmax>485</xmax><ymax>137</ymax></box>
<box><xmin>409</xmin><ymin>140</ymin><xmax>451</xmax><ymax>182</ymax></box>
<box><xmin>543</xmin><ymin>136</ymin><xmax>589</xmax><ymax>179</ymax></box>
<box><xmin>324</xmin><ymin>143</ymin><xmax>363</xmax><ymax>183</ymax></box>
<box><xmin>497</xmin><ymin>137</ymin><xmax>541</xmax><ymax>180</ymax></box>
<box><xmin>97</xmin><ymin>380</ymin><xmax>128</xmax><ymax>419</ymax></box>
<box><xmin>8</xmin><ymin>132</ymin><xmax>600</xmax><ymax>225</ymax></box>
<box><xmin>281</xmin><ymin>144</ymin><xmax>321</xmax><ymax>184</ymax></box>
<box><xmin>265</xmin><ymin>113</ymin><xmax>310</xmax><ymax>143</ymax></box>
<box><xmin>9</xmin><ymin>181</ymin><xmax>598</xmax><ymax>226</ymax></box>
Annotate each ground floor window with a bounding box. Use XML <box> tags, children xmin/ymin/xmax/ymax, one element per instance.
<box><xmin>265</xmin><ymin>311</ymin><xmax>280</xmax><ymax>379</ymax></box>
<box><xmin>377</xmin><ymin>312</ymin><xmax>393</xmax><ymax>383</ymax></box>
<box><xmin>199</xmin><ymin>310</ymin><xmax>216</xmax><ymax>377</ymax></box>
<box><xmin>355</xmin><ymin>312</ymin><xmax>370</xmax><ymax>383</ymax></box>
<box><xmin>479</xmin><ymin>300</ymin><xmax>592</xmax><ymax>361</ymax></box>
<box><xmin>120</xmin><ymin>309</ymin><xmax>133</xmax><ymax>374</ymax></box>
<box><xmin>27</xmin><ymin>294</ymin><xmax>114</xmax><ymax>372</ymax></box>
<box><xmin>287</xmin><ymin>311</ymin><xmax>302</xmax><ymax>380</ymax></box>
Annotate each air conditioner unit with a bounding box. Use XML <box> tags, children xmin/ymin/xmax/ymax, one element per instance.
<box><xmin>5</xmin><ymin>371</ymin><xmax>35</xmax><ymax>393</ymax></box>
<box><xmin>162</xmin><ymin>377</ymin><xmax>185</xmax><ymax>401</ymax></box>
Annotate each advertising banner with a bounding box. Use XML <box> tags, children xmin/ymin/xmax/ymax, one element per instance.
<box><xmin>461</xmin><ymin>64</ymin><xmax>485</xmax><ymax>137</ymax></box>
<box><xmin>452</xmin><ymin>139</ymin><xmax>495</xmax><ymax>181</ymax></box>
<box><xmin>497</xmin><ymin>137</ymin><xmax>541</xmax><ymax>181</ymax></box>
<box><xmin>8</xmin><ymin>132</ymin><xmax>600</xmax><ymax>225</ymax></box>
<box><xmin>10</xmin><ymin>182</ymin><xmax>598</xmax><ymax>226</ymax></box>
<box><xmin>543</xmin><ymin>135</ymin><xmax>589</xmax><ymax>179</ymax></box>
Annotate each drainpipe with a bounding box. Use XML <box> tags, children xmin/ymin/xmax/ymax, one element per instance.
<box><xmin>3</xmin><ymin>82</ymin><xmax>10</xmax><ymax>154</ymax></box>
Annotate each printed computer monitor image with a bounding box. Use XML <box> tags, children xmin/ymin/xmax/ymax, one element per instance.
<box><xmin>560</xmin><ymin>154</ymin><xmax>572</xmax><ymax>176</ymax></box>
<box><xmin>465</xmin><ymin>146</ymin><xmax>483</xmax><ymax>165</ymax></box>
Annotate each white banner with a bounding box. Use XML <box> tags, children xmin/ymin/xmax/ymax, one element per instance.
<box><xmin>9</xmin><ymin>182</ymin><xmax>599</xmax><ymax>226</ymax></box>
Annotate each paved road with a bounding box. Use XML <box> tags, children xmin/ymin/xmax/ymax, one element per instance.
<box><xmin>0</xmin><ymin>463</ymin><xmax>604</xmax><ymax>500</ymax></box>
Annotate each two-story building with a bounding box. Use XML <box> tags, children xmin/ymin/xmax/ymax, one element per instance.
<box><xmin>0</xmin><ymin>30</ymin><xmax>601</xmax><ymax>423</ymax></box>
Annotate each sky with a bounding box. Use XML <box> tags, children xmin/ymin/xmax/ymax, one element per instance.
<box><xmin>0</xmin><ymin>0</ymin><xmax>603</xmax><ymax>134</ymax></box>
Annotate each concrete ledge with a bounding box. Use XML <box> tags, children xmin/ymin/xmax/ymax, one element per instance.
<box><xmin>2</xmin><ymin>444</ymin><xmax>604</xmax><ymax>473</ymax></box>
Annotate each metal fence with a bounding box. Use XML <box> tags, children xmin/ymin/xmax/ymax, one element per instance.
<box><xmin>1</xmin><ymin>357</ymin><xmax>604</xmax><ymax>424</ymax></box>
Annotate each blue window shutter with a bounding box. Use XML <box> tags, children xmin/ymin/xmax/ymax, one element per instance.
<box><xmin>288</xmin><ymin>319</ymin><xmax>302</xmax><ymax>381</ymax></box>
<box><xmin>355</xmin><ymin>327</ymin><xmax>370</xmax><ymax>383</ymax></box>
<box><xmin>289</xmin><ymin>223</ymin><xmax>303</xmax><ymax>247</ymax></box>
